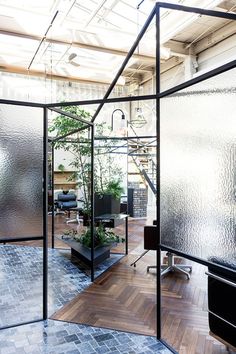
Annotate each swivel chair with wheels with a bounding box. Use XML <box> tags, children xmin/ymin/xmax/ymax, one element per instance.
<box><xmin>153</xmin><ymin>220</ymin><xmax>192</xmax><ymax>279</ymax></box>
<box><xmin>57</xmin><ymin>193</ymin><xmax>82</xmax><ymax>224</ymax></box>
<box><xmin>130</xmin><ymin>220</ymin><xmax>192</xmax><ymax>279</ymax></box>
<box><xmin>161</xmin><ymin>251</ymin><xmax>192</xmax><ymax>279</ymax></box>
<box><xmin>130</xmin><ymin>225</ymin><xmax>157</xmax><ymax>269</ymax></box>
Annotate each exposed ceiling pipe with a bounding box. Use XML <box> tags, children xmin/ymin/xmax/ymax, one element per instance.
<box><xmin>84</xmin><ymin>0</ymin><xmax>108</xmax><ymax>28</ymax></box>
<box><xmin>28</xmin><ymin>11</ymin><xmax>59</xmax><ymax>70</ymax></box>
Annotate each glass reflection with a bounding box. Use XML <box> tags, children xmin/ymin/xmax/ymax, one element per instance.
<box><xmin>160</xmin><ymin>68</ymin><xmax>236</xmax><ymax>262</ymax></box>
<box><xmin>0</xmin><ymin>104</ymin><xmax>43</xmax><ymax>239</ymax></box>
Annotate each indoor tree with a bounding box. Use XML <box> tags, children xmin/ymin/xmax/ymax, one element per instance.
<box><xmin>49</xmin><ymin>105</ymin><xmax>125</xmax><ymax>213</ymax></box>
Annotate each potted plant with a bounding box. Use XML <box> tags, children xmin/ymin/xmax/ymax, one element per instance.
<box><xmin>49</xmin><ymin>105</ymin><xmax>125</xmax><ymax>218</ymax></box>
<box><xmin>62</xmin><ymin>224</ymin><xmax>124</xmax><ymax>266</ymax></box>
<box><xmin>75</xmin><ymin>223</ymin><xmax>123</xmax><ymax>248</ymax></box>
<box><xmin>95</xmin><ymin>179</ymin><xmax>124</xmax><ymax>216</ymax></box>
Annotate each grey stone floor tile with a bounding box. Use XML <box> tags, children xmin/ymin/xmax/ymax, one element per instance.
<box><xmin>0</xmin><ymin>246</ymin><xmax>172</xmax><ymax>354</ymax></box>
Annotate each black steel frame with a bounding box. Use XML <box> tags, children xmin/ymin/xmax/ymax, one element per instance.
<box><xmin>0</xmin><ymin>101</ymin><xmax>47</xmax><ymax>330</ymax></box>
<box><xmin>48</xmin><ymin>107</ymin><xmax>96</xmax><ymax>280</ymax></box>
<box><xmin>0</xmin><ymin>2</ymin><xmax>235</xmax><ymax>351</ymax></box>
<box><xmin>154</xmin><ymin>2</ymin><xmax>236</xmax><ymax>350</ymax></box>
<box><xmin>50</xmin><ymin>126</ymin><xmax>129</xmax><ymax>281</ymax></box>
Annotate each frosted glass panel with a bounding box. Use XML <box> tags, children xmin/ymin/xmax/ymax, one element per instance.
<box><xmin>0</xmin><ymin>104</ymin><xmax>43</xmax><ymax>239</ymax></box>
<box><xmin>160</xmin><ymin>68</ymin><xmax>236</xmax><ymax>262</ymax></box>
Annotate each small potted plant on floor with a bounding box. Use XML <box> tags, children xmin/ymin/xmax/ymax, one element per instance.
<box><xmin>62</xmin><ymin>224</ymin><xmax>124</xmax><ymax>266</ymax></box>
<box><xmin>75</xmin><ymin>223</ymin><xmax>123</xmax><ymax>248</ymax></box>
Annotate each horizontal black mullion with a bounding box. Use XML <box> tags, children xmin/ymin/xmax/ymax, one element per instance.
<box><xmin>52</xmin><ymin>125</ymin><xmax>90</xmax><ymax>143</ymax></box>
<box><xmin>49</xmin><ymin>107</ymin><xmax>93</xmax><ymax>126</ymax></box>
<box><xmin>0</xmin><ymin>318</ymin><xmax>43</xmax><ymax>331</ymax></box>
<box><xmin>160</xmin><ymin>60</ymin><xmax>236</xmax><ymax>99</ymax></box>
<box><xmin>157</xmin><ymin>2</ymin><xmax>236</xmax><ymax>20</ymax></box>
<box><xmin>46</xmin><ymin>94</ymin><xmax>156</xmax><ymax>108</ymax></box>
<box><xmin>0</xmin><ymin>236</ymin><xmax>44</xmax><ymax>243</ymax></box>
<box><xmin>0</xmin><ymin>99</ymin><xmax>45</xmax><ymax>108</ymax></box>
<box><xmin>160</xmin><ymin>244</ymin><xmax>236</xmax><ymax>274</ymax></box>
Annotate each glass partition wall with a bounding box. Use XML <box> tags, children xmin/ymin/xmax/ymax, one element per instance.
<box><xmin>48</xmin><ymin>106</ymin><xmax>95</xmax><ymax>279</ymax></box>
<box><xmin>160</xmin><ymin>69</ymin><xmax>236</xmax><ymax>262</ymax></box>
<box><xmin>157</xmin><ymin>4</ymin><xmax>236</xmax><ymax>352</ymax></box>
<box><xmin>49</xmin><ymin>104</ymin><xmax>129</xmax><ymax>281</ymax></box>
<box><xmin>1</xmin><ymin>3</ymin><xmax>236</xmax><ymax>351</ymax></box>
<box><xmin>0</xmin><ymin>102</ymin><xmax>47</xmax><ymax>328</ymax></box>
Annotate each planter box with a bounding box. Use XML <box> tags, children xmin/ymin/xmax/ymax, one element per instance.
<box><xmin>61</xmin><ymin>237</ymin><xmax>111</xmax><ymax>267</ymax></box>
<box><xmin>83</xmin><ymin>194</ymin><xmax>121</xmax><ymax>225</ymax></box>
<box><xmin>95</xmin><ymin>193</ymin><xmax>120</xmax><ymax>216</ymax></box>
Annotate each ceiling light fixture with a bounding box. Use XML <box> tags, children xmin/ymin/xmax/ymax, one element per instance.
<box><xmin>68</xmin><ymin>52</ymin><xmax>80</xmax><ymax>67</ymax></box>
<box><xmin>68</xmin><ymin>53</ymin><xmax>77</xmax><ymax>61</ymax></box>
<box><xmin>130</xmin><ymin>107</ymin><xmax>147</xmax><ymax>128</ymax></box>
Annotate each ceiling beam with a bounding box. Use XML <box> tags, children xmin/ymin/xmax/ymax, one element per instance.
<box><xmin>165</xmin><ymin>39</ymin><xmax>189</xmax><ymax>56</ymax></box>
<box><xmin>0</xmin><ymin>64</ymin><xmax>120</xmax><ymax>85</ymax></box>
<box><xmin>124</xmin><ymin>65</ymin><xmax>154</xmax><ymax>73</ymax></box>
<box><xmin>193</xmin><ymin>20</ymin><xmax>236</xmax><ymax>54</ymax></box>
<box><xmin>0</xmin><ymin>29</ymin><xmax>155</xmax><ymax>63</ymax></box>
<box><xmin>216</xmin><ymin>2</ymin><xmax>236</xmax><ymax>11</ymax></box>
<box><xmin>160</xmin><ymin>56</ymin><xmax>184</xmax><ymax>74</ymax></box>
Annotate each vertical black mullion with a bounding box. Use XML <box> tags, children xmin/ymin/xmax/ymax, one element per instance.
<box><xmin>91</xmin><ymin>125</ymin><xmax>95</xmax><ymax>281</ymax></box>
<box><xmin>125</xmin><ymin>216</ymin><xmax>128</xmax><ymax>255</ymax></box>
<box><xmin>156</xmin><ymin>4</ymin><xmax>161</xmax><ymax>341</ymax></box>
<box><xmin>126</xmin><ymin>135</ymin><xmax>129</xmax><ymax>255</ymax></box>
<box><xmin>43</xmin><ymin>107</ymin><xmax>48</xmax><ymax>320</ymax></box>
<box><xmin>51</xmin><ymin>143</ymin><xmax>55</xmax><ymax>249</ymax></box>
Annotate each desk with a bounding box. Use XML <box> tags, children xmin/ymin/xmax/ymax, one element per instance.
<box><xmin>95</xmin><ymin>213</ymin><xmax>128</xmax><ymax>255</ymax></box>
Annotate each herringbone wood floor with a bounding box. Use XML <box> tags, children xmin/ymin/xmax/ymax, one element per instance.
<box><xmin>52</xmin><ymin>253</ymin><xmax>157</xmax><ymax>335</ymax></box>
<box><xmin>50</xmin><ymin>216</ymin><xmax>232</xmax><ymax>354</ymax></box>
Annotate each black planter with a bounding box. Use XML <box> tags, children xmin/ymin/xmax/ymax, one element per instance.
<box><xmin>61</xmin><ymin>238</ymin><xmax>111</xmax><ymax>266</ymax></box>
<box><xmin>94</xmin><ymin>193</ymin><xmax>120</xmax><ymax>216</ymax></box>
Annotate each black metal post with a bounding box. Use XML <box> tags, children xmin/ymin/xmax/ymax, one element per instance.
<box><xmin>51</xmin><ymin>142</ymin><xmax>55</xmax><ymax>249</ymax></box>
<box><xmin>43</xmin><ymin>107</ymin><xmax>48</xmax><ymax>320</ymax></box>
<box><xmin>126</xmin><ymin>128</ymin><xmax>129</xmax><ymax>255</ymax></box>
<box><xmin>155</xmin><ymin>4</ymin><xmax>161</xmax><ymax>341</ymax></box>
<box><xmin>91</xmin><ymin>125</ymin><xmax>95</xmax><ymax>282</ymax></box>
<box><xmin>125</xmin><ymin>216</ymin><xmax>128</xmax><ymax>255</ymax></box>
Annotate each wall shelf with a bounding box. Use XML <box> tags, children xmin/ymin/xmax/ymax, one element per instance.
<box><xmin>54</xmin><ymin>171</ymin><xmax>77</xmax><ymax>190</ymax></box>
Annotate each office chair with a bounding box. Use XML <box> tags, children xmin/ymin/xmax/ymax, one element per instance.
<box><xmin>130</xmin><ymin>224</ymin><xmax>157</xmax><ymax>270</ymax></box>
<box><xmin>130</xmin><ymin>221</ymin><xmax>192</xmax><ymax>279</ymax></box>
<box><xmin>161</xmin><ymin>252</ymin><xmax>192</xmax><ymax>279</ymax></box>
<box><xmin>153</xmin><ymin>220</ymin><xmax>192</xmax><ymax>279</ymax></box>
<box><xmin>57</xmin><ymin>193</ymin><xmax>81</xmax><ymax>224</ymax></box>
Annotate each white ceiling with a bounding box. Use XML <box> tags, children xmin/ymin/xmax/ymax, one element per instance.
<box><xmin>0</xmin><ymin>0</ymin><xmax>235</xmax><ymax>85</ymax></box>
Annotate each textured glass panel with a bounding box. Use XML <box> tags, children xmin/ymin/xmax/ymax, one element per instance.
<box><xmin>0</xmin><ymin>104</ymin><xmax>43</xmax><ymax>238</ymax></box>
<box><xmin>160</xmin><ymin>68</ymin><xmax>236</xmax><ymax>263</ymax></box>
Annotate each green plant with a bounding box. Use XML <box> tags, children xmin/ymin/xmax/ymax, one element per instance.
<box><xmin>73</xmin><ymin>223</ymin><xmax>124</xmax><ymax>248</ymax></box>
<box><xmin>49</xmin><ymin>105</ymin><xmax>125</xmax><ymax>210</ymax></box>
<box><xmin>58</xmin><ymin>163</ymin><xmax>65</xmax><ymax>172</ymax></box>
<box><xmin>49</xmin><ymin>105</ymin><xmax>92</xmax><ymax>210</ymax></box>
<box><xmin>103</xmin><ymin>179</ymin><xmax>124</xmax><ymax>200</ymax></box>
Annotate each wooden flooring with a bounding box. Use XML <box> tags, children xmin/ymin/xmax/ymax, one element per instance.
<box><xmin>11</xmin><ymin>212</ymin><xmax>232</xmax><ymax>353</ymax></box>
<box><xmin>50</xmin><ymin>215</ymin><xmax>231</xmax><ymax>353</ymax></box>
<box><xmin>52</xmin><ymin>253</ymin><xmax>157</xmax><ymax>335</ymax></box>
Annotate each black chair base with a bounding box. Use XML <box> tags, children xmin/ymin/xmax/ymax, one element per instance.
<box><xmin>161</xmin><ymin>252</ymin><xmax>192</xmax><ymax>279</ymax></box>
<box><xmin>130</xmin><ymin>250</ymin><xmax>149</xmax><ymax>267</ymax></box>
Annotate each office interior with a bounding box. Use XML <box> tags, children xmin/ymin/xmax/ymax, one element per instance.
<box><xmin>0</xmin><ymin>1</ymin><xmax>235</xmax><ymax>353</ymax></box>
